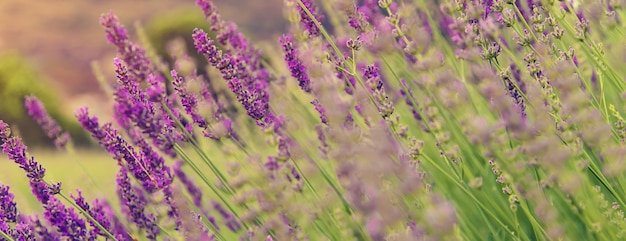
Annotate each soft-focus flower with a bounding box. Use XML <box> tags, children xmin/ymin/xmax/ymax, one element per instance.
<box><xmin>280</xmin><ymin>34</ymin><xmax>312</xmax><ymax>93</ymax></box>
<box><xmin>116</xmin><ymin>168</ymin><xmax>160</xmax><ymax>240</ymax></box>
<box><xmin>24</xmin><ymin>96</ymin><xmax>71</xmax><ymax>149</ymax></box>
<box><xmin>100</xmin><ymin>11</ymin><xmax>156</xmax><ymax>83</ymax></box>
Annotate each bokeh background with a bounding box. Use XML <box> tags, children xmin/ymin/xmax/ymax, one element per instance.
<box><xmin>0</xmin><ymin>0</ymin><xmax>286</xmax><ymax>147</ymax></box>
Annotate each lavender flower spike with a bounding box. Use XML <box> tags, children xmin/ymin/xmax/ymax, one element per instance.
<box><xmin>294</xmin><ymin>0</ymin><xmax>325</xmax><ymax>37</ymax></box>
<box><xmin>0</xmin><ymin>121</ymin><xmax>56</xmax><ymax>204</ymax></box>
<box><xmin>280</xmin><ymin>34</ymin><xmax>311</xmax><ymax>93</ymax></box>
<box><xmin>75</xmin><ymin>108</ymin><xmax>169</xmax><ymax>193</ymax></box>
<box><xmin>24</xmin><ymin>95</ymin><xmax>71</xmax><ymax>149</ymax></box>
<box><xmin>71</xmin><ymin>191</ymin><xmax>117</xmax><ymax>239</ymax></box>
<box><xmin>43</xmin><ymin>198</ymin><xmax>88</xmax><ymax>241</ymax></box>
<box><xmin>192</xmin><ymin>29</ymin><xmax>270</xmax><ymax>122</ymax></box>
<box><xmin>0</xmin><ymin>184</ymin><xmax>18</xmax><ymax>223</ymax></box>
<box><xmin>100</xmin><ymin>11</ymin><xmax>156</xmax><ymax>82</ymax></box>
<box><xmin>116</xmin><ymin>168</ymin><xmax>160</xmax><ymax>240</ymax></box>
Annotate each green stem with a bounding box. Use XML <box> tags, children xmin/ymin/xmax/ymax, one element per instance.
<box><xmin>172</xmin><ymin>144</ymin><xmax>250</xmax><ymax>232</ymax></box>
<box><xmin>57</xmin><ymin>192</ymin><xmax>119</xmax><ymax>241</ymax></box>
<box><xmin>0</xmin><ymin>228</ymin><xmax>14</xmax><ymax>241</ymax></box>
<box><xmin>161</xmin><ymin>102</ymin><xmax>234</xmax><ymax>195</ymax></box>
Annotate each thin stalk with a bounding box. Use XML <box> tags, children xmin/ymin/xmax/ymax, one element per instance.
<box><xmin>57</xmin><ymin>192</ymin><xmax>119</xmax><ymax>241</ymax></box>
<box><xmin>160</xmin><ymin>102</ymin><xmax>234</xmax><ymax>195</ymax></box>
<box><xmin>0</xmin><ymin>228</ymin><xmax>13</xmax><ymax>241</ymax></box>
<box><xmin>172</xmin><ymin>144</ymin><xmax>250</xmax><ymax>232</ymax></box>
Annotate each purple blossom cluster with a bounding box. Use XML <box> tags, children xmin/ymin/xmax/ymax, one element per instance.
<box><xmin>192</xmin><ymin>29</ymin><xmax>272</xmax><ymax>124</ymax></box>
<box><xmin>294</xmin><ymin>0</ymin><xmax>325</xmax><ymax>37</ymax></box>
<box><xmin>280</xmin><ymin>34</ymin><xmax>311</xmax><ymax>93</ymax></box>
<box><xmin>1</xmin><ymin>0</ymin><xmax>625</xmax><ymax>240</ymax></box>
<box><xmin>0</xmin><ymin>121</ymin><xmax>102</xmax><ymax>240</ymax></box>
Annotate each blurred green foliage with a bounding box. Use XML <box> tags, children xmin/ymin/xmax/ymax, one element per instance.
<box><xmin>0</xmin><ymin>51</ymin><xmax>90</xmax><ymax>147</ymax></box>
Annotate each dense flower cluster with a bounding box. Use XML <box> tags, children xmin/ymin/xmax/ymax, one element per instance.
<box><xmin>0</xmin><ymin>0</ymin><xmax>625</xmax><ymax>240</ymax></box>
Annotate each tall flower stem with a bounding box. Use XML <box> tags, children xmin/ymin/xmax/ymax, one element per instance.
<box><xmin>56</xmin><ymin>192</ymin><xmax>119</xmax><ymax>241</ymax></box>
<box><xmin>0</xmin><ymin>228</ymin><xmax>13</xmax><ymax>241</ymax></box>
<box><xmin>173</xmin><ymin>144</ymin><xmax>248</xmax><ymax>232</ymax></box>
<box><xmin>164</xmin><ymin>104</ymin><xmax>274</xmax><ymax>238</ymax></box>
<box><xmin>160</xmin><ymin>101</ymin><xmax>234</xmax><ymax>195</ymax></box>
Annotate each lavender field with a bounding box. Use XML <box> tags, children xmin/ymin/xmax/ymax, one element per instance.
<box><xmin>1</xmin><ymin>0</ymin><xmax>626</xmax><ymax>240</ymax></box>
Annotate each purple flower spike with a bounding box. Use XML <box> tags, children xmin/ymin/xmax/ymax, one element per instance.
<box><xmin>71</xmin><ymin>191</ymin><xmax>117</xmax><ymax>239</ymax></box>
<box><xmin>280</xmin><ymin>34</ymin><xmax>311</xmax><ymax>93</ymax></box>
<box><xmin>171</xmin><ymin>70</ymin><xmax>209</xmax><ymax>130</ymax></box>
<box><xmin>0</xmin><ymin>127</ymin><xmax>60</xmax><ymax>204</ymax></box>
<box><xmin>13</xmin><ymin>219</ymin><xmax>36</xmax><ymax>241</ymax></box>
<box><xmin>116</xmin><ymin>168</ymin><xmax>160</xmax><ymax>240</ymax></box>
<box><xmin>193</xmin><ymin>29</ymin><xmax>271</xmax><ymax>123</ymax></box>
<box><xmin>195</xmin><ymin>0</ymin><xmax>262</xmax><ymax>69</ymax></box>
<box><xmin>112</xmin><ymin>58</ymin><xmax>180</xmax><ymax>157</ymax></box>
<box><xmin>295</xmin><ymin>0</ymin><xmax>325</xmax><ymax>37</ymax></box>
<box><xmin>100</xmin><ymin>11</ymin><xmax>156</xmax><ymax>82</ymax></box>
<box><xmin>212</xmin><ymin>201</ymin><xmax>241</xmax><ymax>232</ymax></box>
<box><xmin>311</xmin><ymin>99</ymin><xmax>328</xmax><ymax>125</ymax></box>
<box><xmin>76</xmin><ymin>108</ymin><xmax>170</xmax><ymax>193</ymax></box>
<box><xmin>30</xmin><ymin>181</ymin><xmax>53</xmax><ymax>205</ymax></box>
<box><xmin>483</xmin><ymin>0</ymin><xmax>494</xmax><ymax>18</ymax></box>
<box><xmin>30</xmin><ymin>216</ymin><xmax>61</xmax><ymax>241</ymax></box>
<box><xmin>173</xmin><ymin>161</ymin><xmax>204</xmax><ymax>208</ymax></box>
<box><xmin>146</xmin><ymin>74</ymin><xmax>165</xmax><ymax>103</ymax></box>
<box><xmin>24</xmin><ymin>96</ymin><xmax>71</xmax><ymax>149</ymax></box>
<box><xmin>43</xmin><ymin>198</ymin><xmax>88</xmax><ymax>241</ymax></box>
<box><xmin>0</xmin><ymin>219</ymin><xmax>13</xmax><ymax>239</ymax></box>
<box><xmin>0</xmin><ymin>184</ymin><xmax>18</xmax><ymax>223</ymax></box>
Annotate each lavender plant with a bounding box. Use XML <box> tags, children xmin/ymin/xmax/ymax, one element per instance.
<box><xmin>1</xmin><ymin>0</ymin><xmax>626</xmax><ymax>240</ymax></box>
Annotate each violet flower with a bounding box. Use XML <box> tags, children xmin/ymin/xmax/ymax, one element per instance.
<box><xmin>280</xmin><ymin>34</ymin><xmax>311</xmax><ymax>93</ymax></box>
<box><xmin>363</xmin><ymin>64</ymin><xmax>394</xmax><ymax>118</ymax></box>
<box><xmin>75</xmin><ymin>108</ymin><xmax>170</xmax><ymax>193</ymax></box>
<box><xmin>0</xmin><ymin>219</ymin><xmax>13</xmax><ymax>239</ymax></box>
<box><xmin>162</xmin><ymin>186</ymin><xmax>182</xmax><ymax>230</ymax></box>
<box><xmin>0</xmin><ymin>184</ymin><xmax>18</xmax><ymax>223</ymax></box>
<box><xmin>98</xmin><ymin>199</ymin><xmax>133</xmax><ymax>241</ymax></box>
<box><xmin>24</xmin><ymin>96</ymin><xmax>71</xmax><ymax>149</ymax></box>
<box><xmin>100</xmin><ymin>11</ymin><xmax>156</xmax><ymax>82</ymax></box>
<box><xmin>30</xmin><ymin>216</ymin><xmax>60</xmax><ymax>241</ymax></box>
<box><xmin>295</xmin><ymin>0</ymin><xmax>325</xmax><ymax>37</ymax></box>
<box><xmin>12</xmin><ymin>219</ymin><xmax>36</xmax><ymax>241</ymax></box>
<box><xmin>116</xmin><ymin>168</ymin><xmax>160</xmax><ymax>240</ymax></box>
<box><xmin>71</xmin><ymin>191</ymin><xmax>117</xmax><ymax>239</ymax></box>
<box><xmin>311</xmin><ymin>99</ymin><xmax>329</xmax><ymax>125</ymax></box>
<box><xmin>173</xmin><ymin>161</ymin><xmax>204</xmax><ymax>208</ymax></box>
<box><xmin>0</xmin><ymin>122</ymin><xmax>58</xmax><ymax>204</ymax></box>
<box><xmin>399</xmin><ymin>79</ymin><xmax>423</xmax><ymax>123</ymax></box>
<box><xmin>43</xmin><ymin>198</ymin><xmax>88</xmax><ymax>241</ymax></box>
<box><xmin>112</xmin><ymin>58</ymin><xmax>181</xmax><ymax>157</ymax></box>
<box><xmin>211</xmin><ymin>201</ymin><xmax>241</xmax><ymax>232</ymax></box>
<box><xmin>193</xmin><ymin>29</ymin><xmax>271</xmax><ymax>124</ymax></box>
<box><xmin>171</xmin><ymin>70</ymin><xmax>209</xmax><ymax>130</ymax></box>
<box><xmin>195</xmin><ymin>0</ymin><xmax>265</xmax><ymax>78</ymax></box>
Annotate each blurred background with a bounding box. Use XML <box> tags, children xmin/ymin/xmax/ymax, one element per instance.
<box><xmin>0</xmin><ymin>0</ymin><xmax>286</xmax><ymax>147</ymax></box>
